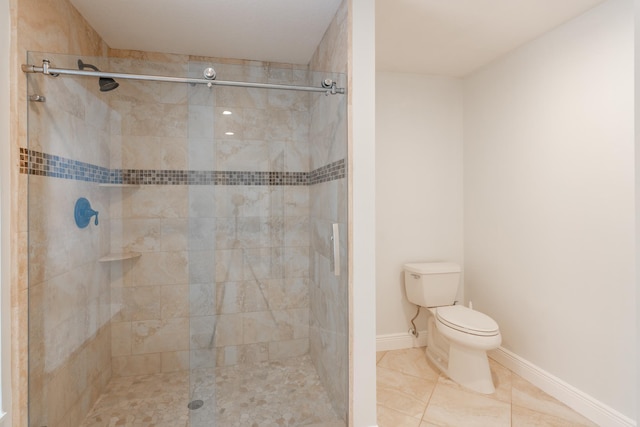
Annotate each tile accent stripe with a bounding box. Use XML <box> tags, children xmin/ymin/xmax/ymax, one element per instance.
<box><xmin>20</xmin><ymin>147</ymin><xmax>111</xmax><ymax>183</ymax></box>
<box><xmin>308</xmin><ymin>159</ymin><xmax>346</xmax><ymax>184</ymax></box>
<box><xmin>20</xmin><ymin>148</ymin><xmax>345</xmax><ymax>186</ymax></box>
<box><xmin>115</xmin><ymin>170</ymin><xmax>310</xmax><ymax>186</ymax></box>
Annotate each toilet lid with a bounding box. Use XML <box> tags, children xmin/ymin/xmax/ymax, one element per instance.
<box><xmin>436</xmin><ymin>305</ymin><xmax>499</xmax><ymax>336</ymax></box>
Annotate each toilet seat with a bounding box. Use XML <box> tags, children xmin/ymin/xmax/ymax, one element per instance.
<box><xmin>436</xmin><ymin>305</ymin><xmax>499</xmax><ymax>337</ymax></box>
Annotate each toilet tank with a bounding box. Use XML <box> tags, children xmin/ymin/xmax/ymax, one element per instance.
<box><xmin>404</xmin><ymin>262</ymin><xmax>461</xmax><ymax>307</ymax></box>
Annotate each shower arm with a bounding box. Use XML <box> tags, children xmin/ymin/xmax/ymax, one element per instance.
<box><xmin>22</xmin><ymin>59</ymin><xmax>346</xmax><ymax>95</ymax></box>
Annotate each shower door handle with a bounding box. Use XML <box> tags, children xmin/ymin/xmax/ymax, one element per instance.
<box><xmin>331</xmin><ymin>223</ymin><xmax>340</xmax><ymax>276</ymax></box>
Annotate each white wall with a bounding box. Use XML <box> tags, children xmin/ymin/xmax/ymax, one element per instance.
<box><xmin>464</xmin><ymin>0</ymin><xmax>635</xmax><ymax>419</ymax></box>
<box><xmin>635</xmin><ymin>0</ymin><xmax>640</xmax><ymax>419</ymax></box>
<box><xmin>376</xmin><ymin>73</ymin><xmax>463</xmax><ymax>340</ymax></box>
<box><xmin>350</xmin><ymin>0</ymin><xmax>378</xmax><ymax>425</ymax></box>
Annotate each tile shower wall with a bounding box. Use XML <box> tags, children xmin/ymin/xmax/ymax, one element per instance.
<box><xmin>108</xmin><ymin>52</ymin><xmax>316</xmax><ymax>375</ymax></box>
<box><xmin>192</xmin><ymin>59</ymin><xmax>313</xmax><ymax>368</ymax></box>
<box><xmin>107</xmin><ymin>54</ymin><xmax>193</xmax><ymax>376</ymax></box>
<box><xmin>13</xmin><ymin>2</ymin><xmax>108</xmax><ymax>422</ymax></box>
<box><xmin>26</xmin><ymin>53</ymin><xmax>112</xmax><ymax>427</ymax></box>
<box><xmin>307</xmin><ymin>0</ymin><xmax>349</xmax><ymax>420</ymax></box>
<box><xmin>23</xmin><ymin>47</ymin><xmax>347</xmax><ymax>424</ymax></box>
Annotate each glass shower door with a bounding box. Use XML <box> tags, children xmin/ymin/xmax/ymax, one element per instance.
<box><xmin>25</xmin><ymin>51</ymin><xmax>349</xmax><ymax>427</ymax></box>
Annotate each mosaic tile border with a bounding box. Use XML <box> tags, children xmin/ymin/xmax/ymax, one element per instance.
<box><xmin>20</xmin><ymin>148</ymin><xmax>345</xmax><ymax>186</ymax></box>
<box><xmin>20</xmin><ymin>147</ymin><xmax>111</xmax><ymax>183</ymax></box>
<box><xmin>309</xmin><ymin>159</ymin><xmax>346</xmax><ymax>184</ymax></box>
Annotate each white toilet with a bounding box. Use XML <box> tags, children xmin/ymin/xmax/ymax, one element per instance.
<box><xmin>404</xmin><ymin>262</ymin><xmax>501</xmax><ymax>394</ymax></box>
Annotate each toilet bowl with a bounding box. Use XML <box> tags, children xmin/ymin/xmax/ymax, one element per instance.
<box><xmin>403</xmin><ymin>262</ymin><xmax>501</xmax><ymax>394</ymax></box>
<box><xmin>429</xmin><ymin>305</ymin><xmax>501</xmax><ymax>394</ymax></box>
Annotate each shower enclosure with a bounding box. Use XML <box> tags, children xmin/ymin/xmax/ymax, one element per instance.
<box><xmin>24</xmin><ymin>50</ymin><xmax>348</xmax><ymax>426</ymax></box>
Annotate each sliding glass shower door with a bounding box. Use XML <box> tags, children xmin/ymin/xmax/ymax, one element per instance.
<box><xmin>26</xmin><ymin>51</ymin><xmax>348</xmax><ymax>427</ymax></box>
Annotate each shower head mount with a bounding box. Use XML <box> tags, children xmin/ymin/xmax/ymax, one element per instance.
<box><xmin>77</xmin><ymin>59</ymin><xmax>119</xmax><ymax>92</ymax></box>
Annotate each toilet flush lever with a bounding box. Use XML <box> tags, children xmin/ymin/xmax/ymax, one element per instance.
<box><xmin>411</xmin><ymin>273</ymin><xmax>420</xmax><ymax>280</ymax></box>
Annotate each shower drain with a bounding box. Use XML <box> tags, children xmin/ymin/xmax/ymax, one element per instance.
<box><xmin>188</xmin><ymin>400</ymin><xmax>204</xmax><ymax>410</ymax></box>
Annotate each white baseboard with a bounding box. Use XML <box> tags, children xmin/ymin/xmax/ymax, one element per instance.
<box><xmin>489</xmin><ymin>347</ymin><xmax>636</xmax><ymax>427</ymax></box>
<box><xmin>376</xmin><ymin>331</ymin><xmax>427</xmax><ymax>352</ymax></box>
<box><xmin>376</xmin><ymin>335</ymin><xmax>635</xmax><ymax>427</ymax></box>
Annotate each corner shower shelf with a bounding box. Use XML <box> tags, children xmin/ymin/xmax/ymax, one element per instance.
<box><xmin>99</xmin><ymin>252</ymin><xmax>141</xmax><ymax>262</ymax></box>
<box><xmin>98</xmin><ymin>184</ymin><xmax>140</xmax><ymax>188</ymax></box>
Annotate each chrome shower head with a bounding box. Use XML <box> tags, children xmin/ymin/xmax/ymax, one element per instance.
<box><xmin>77</xmin><ymin>59</ymin><xmax>119</xmax><ymax>92</ymax></box>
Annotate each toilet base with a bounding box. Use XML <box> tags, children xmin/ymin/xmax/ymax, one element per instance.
<box><xmin>425</xmin><ymin>314</ymin><xmax>496</xmax><ymax>395</ymax></box>
<box><xmin>447</xmin><ymin>341</ymin><xmax>495</xmax><ymax>394</ymax></box>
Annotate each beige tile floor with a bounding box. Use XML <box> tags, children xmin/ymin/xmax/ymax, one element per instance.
<box><xmin>377</xmin><ymin>348</ymin><xmax>598</xmax><ymax>427</ymax></box>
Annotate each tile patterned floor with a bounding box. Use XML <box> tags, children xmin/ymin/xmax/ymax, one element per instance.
<box><xmin>377</xmin><ymin>348</ymin><xmax>599</xmax><ymax>427</ymax></box>
<box><xmin>80</xmin><ymin>355</ymin><xmax>343</xmax><ymax>427</ymax></box>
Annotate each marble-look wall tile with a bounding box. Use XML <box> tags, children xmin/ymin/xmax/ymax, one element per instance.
<box><xmin>160</xmin><ymin>218</ymin><xmax>189</xmax><ymax>251</ymax></box>
<box><xmin>190</xmin><ymin>283</ymin><xmax>216</xmax><ymax>316</ymax></box>
<box><xmin>188</xmin><ymin>137</ymin><xmax>216</xmax><ymax>171</ymax></box>
<box><xmin>215</xmin><ymin>249</ymin><xmax>244</xmax><ymax>282</ymax></box>
<box><xmin>307</xmin><ymin>0</ymin><xmax>349</xmax><ymax>420</ymax></box>
<box><xmin>189</xmin><ymin>315</ymin><xmax>216</xmax><ymax>350</ymax></box>
<box><xmin>111</xmin><ymin>322</ymin><xmax>132</xmax><ymax>357</ymax></box>
<box><xmin>26</xmin><ymin>50</ymin><xmax>325</xmax><ymax>419</ymax></box>
<box><xmin>119</xmin><ymin>135</ymin><xmax>188</xmax><ymax>170</ymax></box>
<box><xmin>308</xmin><ymin>0</ymin><xmax>348</xmax><ymax>75</ymax></box>
<box><xmin>161</xmin><ymin>350</ymin><xmax>190</xmax><ymax>373</ymax></box>
<box><xmin>131</xmin><ymin>318</ymin><xmax>190</xmax><ymax>354</ymax></box>
<box><xmin>15</xmin><ymin>0</ymin><xmax>108</xmax><ymax>424</ymax></box>
<box><xmin>216</xmin><ymin>140</ymin><xmax>284</xmax><ymax>172</ymax></box>
<box><xmin>161</xmin><ymin>284</ymin><xmax>190</xmax><ymax>318</ymax></box>
<box><xmin>26</xmin><ymin>57</ymin><xmax>113</xmax><ymax>427</ymax></box>
<box><xmin>188</xmin><ymin>104</ymin><xmax>215</xmax><ymax>139</ymax></box>
<box><xmin>109</xmin><ymin>218</ymin><xmax>161</xmax><ymax>253</ymax></box>
<box><xmin>285</xmin><ymin>186</ymin><xmax>310</xmax><ymax>216</ymax></box>
<box><xmin>188</xmin><ymin>186</ymin><xmax>216</xmax><ymax>218</ymax></box>
<box><xmin>188</xmin><ymin>250</ymin><xmax>216</xmax><ymax>284</ymax></box>
<box><xmin>241</xmin><ymin>312</ymin><xmax>278</xmax><ymax>344</ymax></box>
<box><xmin>122</xmin><ymin>251</ymin><xmax>188</xmax><ymax>286</ymax></box>
<box><xmin>215</xmin><ymin>87</ymin><xmax>268</xmax><ymax>109</ymax></box>
<box><xmin>112</xmin><ymin>353</ymin><xmax>162</xmax><ymax>377</ymax></box>
<box><xmin>244</xmin><ymin>247</ymin><xmax>285</xmax><ymax>280</ymax></box>
<box><xmin>242</xmin><ymin>309</ymin><xmax>309</xmax><ymax>344</ymax></box>
<box><xmin>108</xmin><ymin>57</ymin><xmax>188</xmax><ymax>105</ymax></box>
<box><xmin>285</xmin><ymin>215</ymin><xmax>310</xmax><ymax>247</ymax></box>
<box><xmin>284</xmin><ymin>246</ymin><xmax>310</xmax><ymax>278</ymax></box>
<box><xmin>111</xmin><ymin>99</ymin><xmax>188</xmax><ymax>138</ymax></box>
<box><xmin>241</xmin><ymin>280</ymin><xmax>270</xmax><ymax>312</ymax></box>
<box><xmin>111</xmin><ymin>286</ymin><xmax>161</xmax><ymax>321</ymax></box>
<box><xmin>188</xmin><ymin>218</ymin><xmax>216</xmax><ymax>251</ymax></box>
<box><xmin>116</xmin><ymin>186</ymin><xmax>189</xmax><ymax>219</ymax></box>
<box><xmin>190</xmin><ymin>348</ymin><xmax>217</xmax><ymax>369</ymax></box>
<box><xmin>285</xmin><ymin>139</ymin><xmax>310</xmax><ymax>171</ymax></box>
<box><xmin>214</xmin><ymin>314</ymin><xmax>244</xmax><ymax>347</ymax></box>
<box><xmin>214</xmin><ymin>185</ymin><xmax>285</xmax><ymax>218</ymax></box>
<box><xmin>265</xmin><ymin>278</ymin><xmax>310</xmax><ymax>310</ymax></box>
<box><xmin>215</xmin><ymin>343</ymin><xmax>269</xmax><ymax>367</ymax></box>
<box><xmin>214</xmin><ymin>281</ymin><xmax>242</xmax><ymax>314</ymax></box>
<box><xmin>269</xmin><ymin>338</ymin><xmax>309</xmax><ymax>360</ymax></box>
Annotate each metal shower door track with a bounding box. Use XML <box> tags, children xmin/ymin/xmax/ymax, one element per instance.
<box><xmin>21</xmin><ymin>59</ymin><xmax>346</xmax><ymax>95</ymax></box>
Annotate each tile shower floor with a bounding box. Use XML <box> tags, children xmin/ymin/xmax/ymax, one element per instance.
<box><xmin>377</xmin><ymin>348</ymin><xmax>598</xmax><ymax>427</ymax></box>
<box><xmin>79</xmin><ymin>355</ymin><xmax>343</xmax><ymax>427</ymax></box>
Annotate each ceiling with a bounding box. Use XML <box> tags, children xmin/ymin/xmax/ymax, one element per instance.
<box><xmin>376</xmin><ymin>0</ymin><xmax>606</xmax><ymax>77</ymax></box>
<box><xmin>70</xmin><ymin>0</ymin><xmax>606</xmax><ymax>75</ymax></box>
<box><xmin>69</xmin><ymin>0</ymin><xmax>343</xmax><ymax>65</ymax></box>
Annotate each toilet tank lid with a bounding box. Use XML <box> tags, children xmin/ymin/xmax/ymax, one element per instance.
<box><xmin>404</xmin><ymin>262</ymin><xmax>461</xmax><ymax>274</ymax></box>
